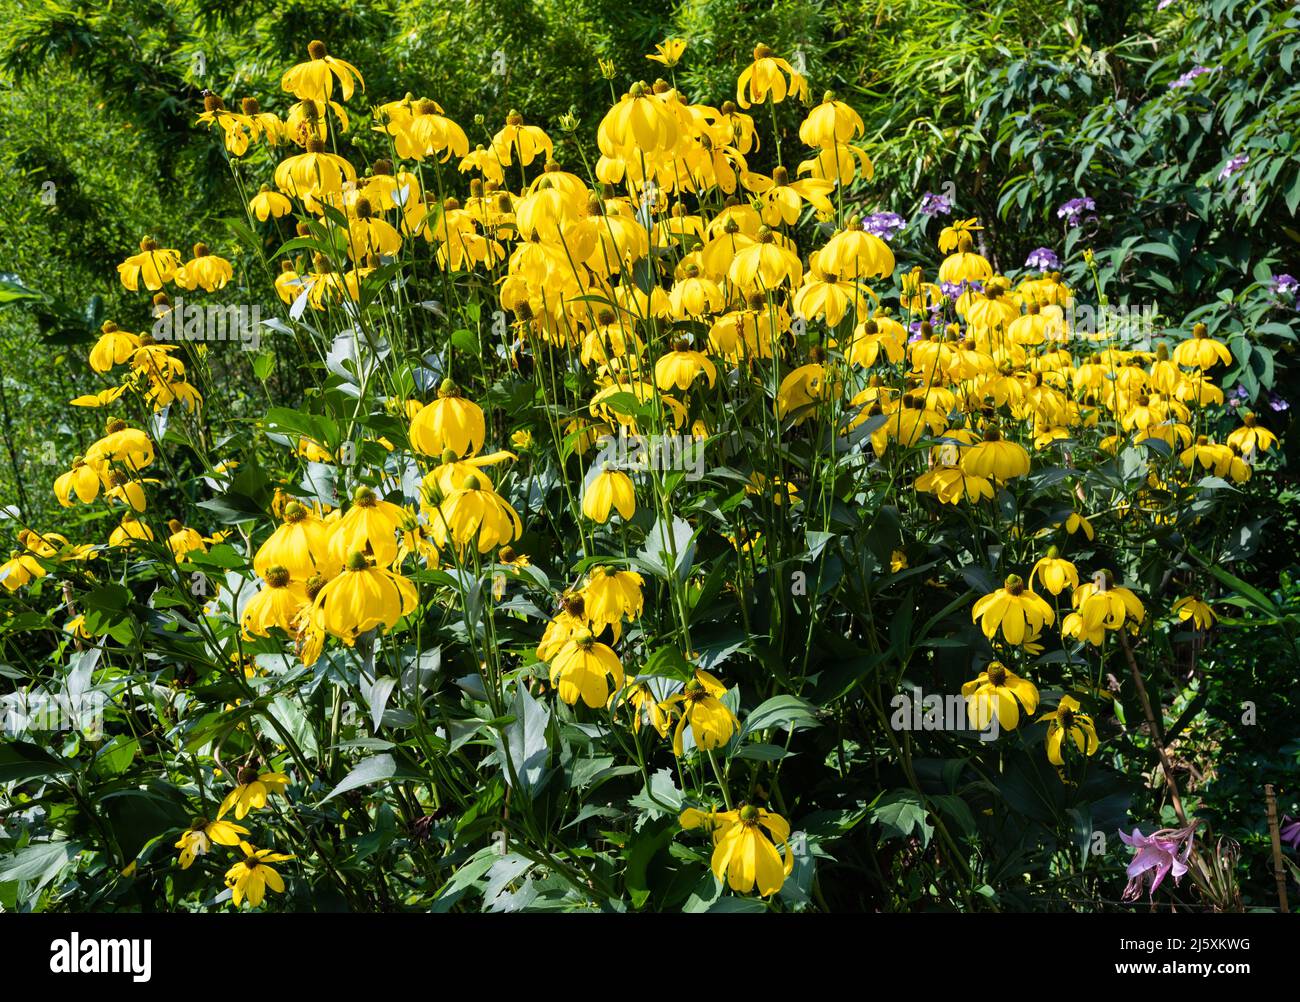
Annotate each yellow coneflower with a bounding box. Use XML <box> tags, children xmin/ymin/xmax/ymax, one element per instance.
<box><xmin>1172</xmin><ymin>594</ymin><xmax>1216</xmax><ymax>630</ymax></box>
<box><xmin>548</xmin><ymin>629</ymin><xmax>625</xmax><ymax>708</ymax></box>
<box><xmin>224</xmin><ymin>841</ymin><xmax>294</xmax><ymax>908</ymax></box>
<box><xmin>662</xmin><ymin>669</ymin><xmax>739</xmax><ymax>756</ymax></box>
<box><xmin>1039</xmin><ymin>696</ymin><xmax>1098</xmax><ymax>766</ymax></box>
<box><xmin>962</xmin><ymin>661</ymin><xmax>1040</xmax><ymax>731</ymax></box>
<box><xmin>645</xmin><ymin>38</ymin><xmax>687</xmax><ymax>68</ymax></box>
<box><xmin>281</xmin><ymin>40</ymin><xmax>364</xmax><ymax>103</ymax></box>
<box><xmin>971</xmin><ymin>574</ymin><xmax>1055</xmax><ymax>646</ymax></box>
<box><xmin>680</xmin><ymin>803</ymin><xmax>793</xmax><ymax>896</ymax></box>
<box><xmin>175</xmin><ymin>817</ymin><xmax>248</xmax><ymax>869</ymax></box>
<box><xmin>736</xmin><ymin>43</ymin><xmax>808</xmax><ymax>108</ymax></box>
<box><xmin>218</xmin><ymin>766</ymin><xmax>290</xmax><ymax>820</ymax></box>
<box><xmin>582</xmin><ymin>466</ymin><xmax>636</xmax><ymax>523</ymax></box>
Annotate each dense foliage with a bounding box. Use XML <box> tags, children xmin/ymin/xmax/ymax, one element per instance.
<box><xmin>0</xmin><ymin>0</ymin><xmax>1296</xmax><ymax>913</ymax></box>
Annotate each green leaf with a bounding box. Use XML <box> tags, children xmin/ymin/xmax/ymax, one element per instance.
<box><xmin>433</xmin><ymin>846</ymin><xmax>501</xmax><ymax>904</ymax></box>
<box><xmin>322</xmin><ymin>753</ymin><xmax>425</xmax><ymax>802</ymax></box>
<box><xmin>1130</xmin><ymin>241</ymin><xmax>1181</xmax><ymax>264</ymax></box>
<box><xmin>1196</xmin><ymin>556</ymin><xmax>1278</xmax><ymax>615</ymax></box>
<box><xmin>705</xmin><ymin>895</ymin><xmax>768</xmax><ymax>912</ymax></box>
<box><xmin>636</xmin><ymin>515</ymin><xmax>697</xmax><ymax>582</ymax></box>
<box><xmin>629</xmin><ymin>768</ymin><xmax>683</xmax><ymax>818</ymax></box>
<box><xmin>644</xmin><ymin>646</ymin><xmax>694</xmax><ymax>681</ymax></box>
<box><xmin>0</xmin><ymin>840</ymin><xmax>78</xmax><ymax>888</ymax></box>
<box><xmin>928</xmin><ymin>793</ymin><xmax>977</xmax><ymax>836</ymax></box>
<box><xmin>733</xmin><ymin>743</ymin><xmax>796</xmax><ymax>761</ymax></box>
<box><xmin>0</xmin><ymin>741</ymin><xmax>75</xmax><ymax>783</ymax></box>
<box><xmin>624</xmin><ymin>816</ymin><xmax>677</xmax><ymax>910</ymax></box>
<box><xmin>93</xmin><ymin>736</ymin><xmax>139</xmax><ymax>778</ymax></box>
<box><xmin>870</xmin><ymin>790</ymin><xmax>933</xmax><ymax>846</ymax></box>
<box><xmin>184</xmin><ymin>543</ymin><xmax>250</xmax><ymax>571</ymax></box>
<box><xmin>0</xmin><ymin>277</ymin><xmax>42</xmax><ymax>305</ymax></box>
<box><xmin>496</xmin><ymin>683</ymin><xmax>551</xmax><ymax>796</ymax></box>
<box><xmin>252</xmin><ymin>351</ymin><xmax>275</xmax><ymax>381</ymax></box>
<box><xmin>741</xmin><ymin>695</ymin><xmax>820</xmax><ymax>738</ymax></box>
<box><xmin>81</xmin><ymin>582</ymin><xmax>131</xmax><ymax>613</ymax></box>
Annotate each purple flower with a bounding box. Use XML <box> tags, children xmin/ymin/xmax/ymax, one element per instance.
<box><xmin>1157</xmin><ymin>0</ymin><xmax>1175</xmax><ymax>8</ymax></box>
<box><xmin>1056</xmin><ymin>196</ymin><xmax>1096</xmax><ymax>228</ymax></box>
<box><xmin>940</xmin><ymin>279</ymin><xmax>982</xmax><ymax>300</ymax></box>
<box><xmin>907</xmin><ymin>312</ymin><xmax>943</xmax><ymax>341</ymax></box>
<box><xmin>1119</xmin><ymin>824</ymin><xmax>1197</xmax><ymax>901</ymax></box>
<box><xmin>918</xmin><ymin>191</ymin><xmax>953</xmax><ymax>217</ymax></box>
<box><xmin>1025</xmin><ymin>246</ymin><xmax>1061</xmax><ymax>270</ymax></box>
<box><xmin>1281</xmin><ymin>815</ymin><xmax>1300</xmax><ymax>851</ymax></box>
<box><xmin>862</xmin><ymin>212</ymin><xmax>907</xmax><ymax>241</ymax></box>
<box><xmin>1219</xmin><ymin>154</ymin><xmax>1249</xmax><ymax>181</ymax></box>
<box><xmin>1271</xmin><ymin>273</ymin><xmax>1298</xmax><ymax>296</ymax></box>
<box><xmin>1169</xmin><ymin>65</ymin><xmax>1214</xmax><ymax>90</ymax></box>
<box><xmin>1269</xmin><ymin>393</ymin><xmax>1290</xmax><ymax>413</ymax></box>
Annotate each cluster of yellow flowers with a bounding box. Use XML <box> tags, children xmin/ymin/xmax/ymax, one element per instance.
<box><xmin>0</xmin><ymin>528</ymin><xmax>95</xmax><ymax>594</ymax></box>
<box><xmin>173</xmin><ymin>767</ymin><xmax>293</xmax><ymax>907</ymax></box>
<box><xmin>75</xmin><ymin>314</ymin><xmax>204</xmax><ymax>414</ymax></box>
<box><xmin>15</xmin><ymin>35</ymin><xmax>1280</xmax><ymax>903</ymax></box>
